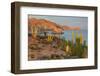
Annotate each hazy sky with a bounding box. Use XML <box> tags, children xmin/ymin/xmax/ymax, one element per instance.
<box><xmin>29</xmin><ymin>15</ymin><xmax>88</xmax><ymax>30</ymax></box>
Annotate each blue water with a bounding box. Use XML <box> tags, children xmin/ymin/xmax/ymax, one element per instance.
<box><xmin>62</xmin><ymin>30</ymin><xmax>88</xmax><ymax>45</ymax></box>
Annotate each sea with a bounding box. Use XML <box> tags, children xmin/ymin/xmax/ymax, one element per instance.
<box><xmin>63</xmin><ymin>30</ymin><xmax>88</xmax><ymax>45</ymax></box>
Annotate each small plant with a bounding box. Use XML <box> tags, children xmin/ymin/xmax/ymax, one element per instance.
<box><xmin>47</xmin><ymin>35</ymin><xmax>53</xmax><ymax>42</ymax></box>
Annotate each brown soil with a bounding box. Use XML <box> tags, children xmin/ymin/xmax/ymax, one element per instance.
<box><xmin>28</xmin><ymin>36</ymin><xmax>67</xmax><ymax>60</ymax></box>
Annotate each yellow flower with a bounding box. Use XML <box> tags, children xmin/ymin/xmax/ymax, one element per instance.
<box><xmin>80</xmin><ymin>33</ymin><xmax>83</xmax><ymax>44</ymax></box>
<box><xmin>72</xmin><ymin>32</ymin><xmax>74</xmax><ymax>43</ymax></box>
<box><xmin>47</xmin><ymin>35</ymin><xmax>53</xmax><ymax>42</ymax></box>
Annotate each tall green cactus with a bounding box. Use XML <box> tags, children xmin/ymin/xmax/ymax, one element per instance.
<box><xmin>80</xmin><ymin>33</ymin><xmax>83</xmax><ymax>44</ymax></box>
<box><xmin>72</xmin><ymin>31</ymin><xmax>74</xmax><ymax>44</ymax></box>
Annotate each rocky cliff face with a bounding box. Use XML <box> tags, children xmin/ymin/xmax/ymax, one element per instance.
<box><xmin>28</xmin><ymin>18</ymin><xmax>80</xmax><ymax>33</ymax></box>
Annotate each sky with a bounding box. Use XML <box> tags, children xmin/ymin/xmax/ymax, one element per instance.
<box><xmin>29</xmin><ymin>15</ymin><xmax>88</xmax><ymax>30</ymax></box>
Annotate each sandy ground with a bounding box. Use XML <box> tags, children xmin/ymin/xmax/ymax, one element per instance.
<box><xmin>28</xmin><ymin>36</ymin><xmax>67</xmax><ymax>60</ymax></box>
